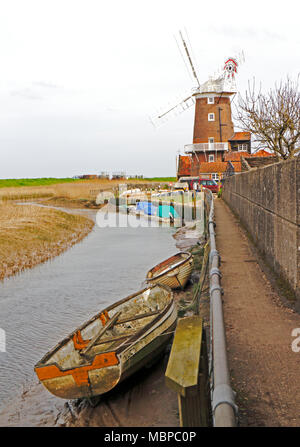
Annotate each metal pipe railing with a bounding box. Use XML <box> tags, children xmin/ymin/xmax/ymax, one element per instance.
<box><xmin>205</xmin><ymin>189</ymin><xmax>238</xmax><ymax>427</ymax></box>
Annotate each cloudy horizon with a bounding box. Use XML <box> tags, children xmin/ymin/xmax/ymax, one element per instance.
<box><xmin>0</xmin><ymin>0</ymin><xmax>299</xmax><ymax>179</ymax></box>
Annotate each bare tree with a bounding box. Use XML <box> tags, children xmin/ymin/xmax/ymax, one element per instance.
<box><xmin>235</xmin><ymin>76</ymin><xmax>300</xmax><ymax>159</ymax></box>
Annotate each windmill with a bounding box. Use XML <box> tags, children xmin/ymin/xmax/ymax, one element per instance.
<box><xmin>149</xmin><ymin>29</ymin><xmax>244</xmax><ymax>129</ymax></box>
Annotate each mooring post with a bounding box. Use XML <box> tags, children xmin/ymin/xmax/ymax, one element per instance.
<box><xmin>193</xmin><ymin>190</ymin><xmax>197</xmax><ymax>220</ymax></box>
<box><xmin>170</xmin><ymin>200</ymin><xmax>174</xmax><ymax>227</ymax></box>
<box><xmin>136</xmin><ymin>198</ymin><xmax>140</xmax><ymax>219</ymax></box>
<box><xmin>147</xmin><ymin>190</ymin><xmax>152</xmax><ymax>224</ymax></box>
<box><xmin>181</xmin><ymin>191</ymin><xmax>185</xmax><ymax>226</ymax></box>
<box><xmin>165</xmin><ymin>316</ymin><xmax>211</xmax><ymax>427</ymax></box>
<box><xmin>159</xmin><ymin>200</ymin><xmax>162</xmax><ymax>226</ymax></box>
<box><xmin>114</xmin><ymin>187</ymin><xmax>119</xmax><ymax>213</ymax></box>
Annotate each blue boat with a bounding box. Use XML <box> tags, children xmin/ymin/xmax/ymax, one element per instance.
<box><xmin>136</xmin><ymin>201</ymin><xmax>157</xmax><ymax>216</ymax></box>
<box><xmin>156</xmin><ymin>205</ymin><xmax>179</xmax><ymax>219</ymax></box>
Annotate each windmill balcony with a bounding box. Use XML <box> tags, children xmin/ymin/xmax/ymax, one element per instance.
<box><xmin>184</xmin><ymin>143</ymin><xmax>229</xmax><ymax>153</ymax></box>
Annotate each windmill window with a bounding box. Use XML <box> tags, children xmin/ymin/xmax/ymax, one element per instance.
<box><xmin>208</xmin><ymin>113</ymin><xmax>215</xmax><ymax>121</ymax></box>
<box><xmin>208</xmin><ymin>154</ymin><xmax>215</xmax><ymax>162</ymax></box>
<box><xmin>207</xmin><ymin>97</ymin><xmax>214</xmax><ymax>104</ymax></box>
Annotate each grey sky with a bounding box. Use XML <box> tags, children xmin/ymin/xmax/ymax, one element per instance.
<box><xmin>0</xmin><ymin>0</ymin><xmax>299</xmax><ymax>178</ymax></box>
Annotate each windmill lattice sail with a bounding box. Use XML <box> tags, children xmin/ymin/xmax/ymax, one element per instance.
<box><xmin>149</xmin><ymin>95</ymin><xmax>195</xmax><ymax>128</ymax></box>
<box><xmin>149</xmin><ymin>29</ymin><xmax>244</xmax><ymax>128</ymax></box>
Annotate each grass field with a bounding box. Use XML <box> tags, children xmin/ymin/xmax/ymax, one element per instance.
<box><xmin>0</xmin><ymin>177</ymin><xmax>79</xmax><ymax>188</ymax></box>
<box><xmin>0</xmin><ymin>177</ymin><xmax>176</xmax><ymax>188</ymax></box>
<box><xmin>144</xmin><ymin>177</ymin><xmax>176</xmax><ymax>182</ymax></box>
<box><xmin>0</xmin><ymin>177</ymin><xmax>173</xmax><ymax>205</ymax></box>
<box><xmin>0</xmin><ymin>202</ymin><xmax>94</xmax><ymax>280</ymax></box>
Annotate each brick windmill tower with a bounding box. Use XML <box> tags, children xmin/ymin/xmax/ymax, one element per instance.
<box><xmin>150</xmin><ymin>31</ymin><xmax>249</xmax><ymax>180</ymax></box>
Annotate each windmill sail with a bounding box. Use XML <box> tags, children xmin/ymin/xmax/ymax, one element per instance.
<box><xmin>149</xmin><ymin>94</ymin><xmax>195</xmax><ymax>128</ymax></box>
<box><xmin>149</xmin><ymin>28</ymin><xmax>244</xmax><ymax>128</ymax></box>
<box><xmin>176</xmin><ymin>30</ymin><xmax>201</xmax><ymax>87</ymax></box>
<box><xmin>149</xmin><ymin>29</ymin><xmax>200</xmax><ymax>128</ymax></box>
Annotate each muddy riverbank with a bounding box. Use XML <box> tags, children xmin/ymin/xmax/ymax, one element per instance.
<box><xmin>0</xmin><ymin>203</ymin><xmax>94</xmax><ymax>281</ymax></box>
<box><xmin>0</xmin><ymin>206</ymin><xmax>206</xmax><ymax>427</ymax></box>
<box><xmin>0</xmin><ymin>226</ymin><xmax>206</xmax><ymax>427</ymax></box>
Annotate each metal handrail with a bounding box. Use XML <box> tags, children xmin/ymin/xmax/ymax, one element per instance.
<box><xmin>205</xmin><ymin>189</ymin><xmax>238</xmax><ymax>427</ymax></box>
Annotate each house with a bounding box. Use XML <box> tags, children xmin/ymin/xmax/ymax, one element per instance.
<box><xmin>177</xmin><ymin>155</ymin><xmax>192</xmax><ymax>178</ymax></box>
<box><xmin>228</xmin><ymin>131</ymin><xmax>251</xmax><ymax>153</ymax></box>
<box><xmin>112</xmin><ymin>172</ymin><xmax>126</xmax><ymax>180</ymax></box>
<box><xmin>225</xmin><ymin>151</ymin><xmax>279</xmax><ymax>176</ymax></box>
<box><xmin>196</xmin><ymin>161</ymin><xmax>228</xmax><ymax>181</ymax></box>
<box><xmin>81</xmin><ymin>174</ymin><xmax>98</xmax><ymax>179</ymax></box>
<box><xmin>242</xmin><ymin>154</ymin><xmax>279</xmax><ymax>171</ymax></box>
<box><xmin>224</xmin><ymin>150</ymin><xmax>249</xmax><ymax>176</ymax></box>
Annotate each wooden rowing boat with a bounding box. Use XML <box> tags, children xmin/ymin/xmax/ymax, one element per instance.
<box><xmin>146</xmin><ymin>252</ymin><xmax>193</xmax><ymax>290</ymax></box>
<box><xmin>34</xmin><ymin>284</ymin><xmax>176</xmax><ymax>400</ymax></box>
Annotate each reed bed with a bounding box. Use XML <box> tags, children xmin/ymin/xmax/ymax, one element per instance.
<box><xmin>0</xmin><ymin>179</ymin><xmax>166</xmax><ymax>208</ymax></box>
<box><xmin>0</xmin><ymin>179</ymin><xmax>134</xmax><ymax>204</ymax></box>
<box><xmin>0</xmin><ymin>202</ymin><xmax>94</xmax><ymax>280</ymax></box>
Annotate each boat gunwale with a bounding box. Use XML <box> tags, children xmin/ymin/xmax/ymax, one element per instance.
<box><xmin>34</xmin><ymin>284</ymin><xmax>174</xmax><ymax>369</ymax></box>
<box><xmin>146</xmin><ymin>251</ymin><xmax>192</xmax><ymax>281</ymax></box>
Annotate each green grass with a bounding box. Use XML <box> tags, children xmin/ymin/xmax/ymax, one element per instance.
<box><xmin>0</xmin><ymin>177</ymin><xmax>177</xmax><ymax>188</ymax></box>
<box><xmin>0</xmin><ymin>178</ymin><xmax>79</xmax><ymax>188</ymax></box>
<box><xmin>143</xmin><ymin>177</ymin><xmax>176</xmax><ymax>182</ymax></box>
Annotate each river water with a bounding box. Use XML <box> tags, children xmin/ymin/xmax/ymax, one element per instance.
<box><xmin>0</xmin><ymin>208</ymin><xmax>178</xmax><ymax>420</ymax></box>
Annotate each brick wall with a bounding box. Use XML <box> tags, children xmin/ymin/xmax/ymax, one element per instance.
<box><xmin>193</xmin><ymin>96</ymin><xmax>234</xmax><ymax>143</ymax></box>
<box><xmin>222</xmin><ymin>158</ymin><xmax>300</xmax><ymax>306</ymax></box>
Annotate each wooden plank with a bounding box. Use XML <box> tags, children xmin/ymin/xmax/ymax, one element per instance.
<box><xmin>165</xmin><ymin>316</ymin><xmax>203</xmax><ymax>397</ymax></box>
<box><xmin>115</xmin><ymin>310</ymin><xmax>160</xmax><ymax>325</ymax></box>
<box><xmin>80</xmin><ymin>311</ymin><xmax>121</xmax><ymax>356</ymax></box>
<box><xmin>95</xmin><ymin>332</ymin><xmax>135</xmax><ymax>346</ymax></box>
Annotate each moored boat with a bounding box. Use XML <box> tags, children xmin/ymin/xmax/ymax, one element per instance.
<box><xmin>34</xmin><ymin>285</ymin><xmax>176</xmax><ymax>400</ymax></box>
<box><xmin>146</xmin><ymin>252</ymin><xmax>193</xmax><ymax>290</ymax></box>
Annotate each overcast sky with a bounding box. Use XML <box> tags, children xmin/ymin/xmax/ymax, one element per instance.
<box><xmin>0</xmin><ymin>0</ymin><xmax>299</xmax><ymax>179</ymax></box>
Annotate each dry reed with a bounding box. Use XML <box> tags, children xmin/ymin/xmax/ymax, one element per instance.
<box><xmin>0</xmin><ymin>202</ymin><xmax>94</xmax><ymax>280</ymax></box>
<box><xmin>0</xmin><ymin>179</ymin><xmax>165</xmax><ymax>205</ymax></box>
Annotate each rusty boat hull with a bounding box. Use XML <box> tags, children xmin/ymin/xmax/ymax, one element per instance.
<box><xmin>34</xmin><ymin>285</ymin><xmax>176</xmax><ymax>400</ymax></box>
<box><xmin>146</xmin><ymin>252</ymin><xmax>193</xmax><ymax>290</ymax></box>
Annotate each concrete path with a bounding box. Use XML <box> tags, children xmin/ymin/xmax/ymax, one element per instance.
<box><xmin>215</xmin><ymin>198</ymin><xmax>300</xmax><ymax>427</ymax></box>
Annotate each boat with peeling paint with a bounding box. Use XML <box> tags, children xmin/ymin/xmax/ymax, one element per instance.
<box><xmin>34</xmin><ymin>284</ymin><xmax>176</xmax><ymax>400</ymax></box>
<box><xmin>146</xmin><ymin>252</ymin><xmax>193</xmax><ymax>290</ymax></box>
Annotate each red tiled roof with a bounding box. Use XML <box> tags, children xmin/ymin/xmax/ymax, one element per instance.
<box><xmin>251</xmin><ymin>149</ymin><xmax>276</xmax><ymax>157</ymax></box>
<box><xmin>225</xmin><ymin>149</ymin><xmax>276</xmax><ymax>162</ymax></box>
<box><xmin>224</xmin><ymin>151</ymin><xmax>249</xmax><ymax>161</ymax></box>
<box><xmin>177</xmin><ymin>155</ymin><xmax>191</xmax><ymax>176</ymax></box>
<box><xmin>229</xmin><ymin>132</ymin><xmax>251</xmax><ymax>141</ymax></box>
<box><xmin>199</xmin><ymin>162</ymin><xmax>228</xmax><ymax>173</ymax></box>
